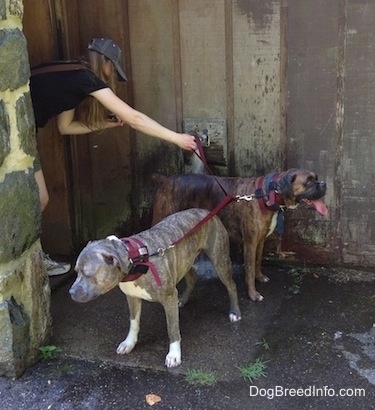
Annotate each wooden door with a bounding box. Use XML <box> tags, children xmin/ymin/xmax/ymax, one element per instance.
<box><xmin>23</xmin><ymin>0</ymin><xmax>135</xmax><ymax>254</ymax></box>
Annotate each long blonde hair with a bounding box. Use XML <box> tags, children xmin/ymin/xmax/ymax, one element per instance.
<box><xmin>75</xmin><ymin>51</ymin><xmax>118</xmax><ymax>131</ymax></box>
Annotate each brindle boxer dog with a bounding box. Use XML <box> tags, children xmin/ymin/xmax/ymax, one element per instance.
<box><xmin>151</xmin><ymin>169</ymin><xmax>328</xmax><ymax>302</ymax></box>
<box><xmin>69</xmin><ymin>208</ymin><xmax>241</xmax><ymax>368</ymax></box>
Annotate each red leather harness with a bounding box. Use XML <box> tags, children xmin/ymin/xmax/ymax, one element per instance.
<box><xmin>119</xmin><ymin>194</ymin><xmax>234</xmax><ymax>286</ymax></box>
<box><xmin>120</xmin><ymin>237</ymin><xmax>162</xmax><ymax>286</ymax></box>
<box><xmin>255</xmin><ymin>173</ymin><xmax>286</xmax><ymax>233</ymax></box>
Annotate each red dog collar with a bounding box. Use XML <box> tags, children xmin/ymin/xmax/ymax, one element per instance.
<box><xmin>120</xmin><ymin>237</ymin><xmax>162</xmax><ymax>286</ymax></box>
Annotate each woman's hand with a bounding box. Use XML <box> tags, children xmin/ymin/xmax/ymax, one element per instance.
<box><xmin>175</xmin><ymin>133</ymin><xmax>198</xmax><ymax>151</ymax></box>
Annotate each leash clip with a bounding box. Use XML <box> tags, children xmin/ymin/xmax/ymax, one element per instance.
<box><xmin>157</xmin><ymin>247</ymin><xmax>165</xmax><ymax>257</ymax></box>
<box><xmin>149</xmin><ymin>244</ymin><xmax>175</xmax><ymax>258</ymax></box>
<box><xmin>235</xmin><ymin>194</ymin><xmax>255</xmax><ymax>202</ymax></box>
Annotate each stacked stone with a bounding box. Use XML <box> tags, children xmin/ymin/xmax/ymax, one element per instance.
<box><xmin>0</xmin><ymin>0</ymin><xmax>51</xmax><ymax>378</ymax></box>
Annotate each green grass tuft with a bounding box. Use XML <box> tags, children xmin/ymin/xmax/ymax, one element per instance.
<box><xmin>185</xmin><ymin>369</ymin><xmax>217</xmax><ymax>386</ymax></box>
<box><xmin>39</xmin><ymin>345</ymin><xmax>62</xmax><ymax>361</ymax></box>
<box><xmin>237</xmin><ymin>357</ymin><xmax>268</xmax><ymax>383</ymax></box>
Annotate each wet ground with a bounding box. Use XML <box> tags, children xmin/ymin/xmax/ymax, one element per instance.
<box><xmin>0</xmin><ymin>259</ymin><xmax>374</xmax><ymax>409</ymax></box>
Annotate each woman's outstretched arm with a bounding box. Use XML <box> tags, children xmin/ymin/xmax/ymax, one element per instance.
<box><xmin>90</xmin><ymin>87</ymin><xmax>197</xmax><ymax>151</ymax></box>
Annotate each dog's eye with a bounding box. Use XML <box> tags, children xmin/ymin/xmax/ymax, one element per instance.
<box><xmin>82</xmin><ymin>266</ymin><xmax>96</xmax><ymax>278</ymax></box>
<box><xmin>305</xmin><ymin>175</ymin><xmax>317</xmax><ymax>186</ymax></box>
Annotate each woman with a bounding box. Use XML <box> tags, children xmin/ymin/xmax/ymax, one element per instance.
<box><xmin>30</xmin><ymin>37</ymin><xmax>197</xmax><ymax>276</ymax></box>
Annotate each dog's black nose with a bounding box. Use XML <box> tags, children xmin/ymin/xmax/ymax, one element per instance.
<box><xmin>318</xmin><ymin>181</ymin><xmax>327</xmax><ymax>189</ymax></box>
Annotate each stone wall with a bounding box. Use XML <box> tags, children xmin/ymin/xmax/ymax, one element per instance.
<box><xmin>0</xmin><ymin>0</ymin><xmax>51</xmax><ymax>377</ymax></box>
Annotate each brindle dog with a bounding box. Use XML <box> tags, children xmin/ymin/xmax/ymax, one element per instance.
<box><xmin>69</xmin><ymin>208</ymin><xmax>241</xmax><ymax>368</ymax></box>
<box><xmin>151</xmin><ymin>169</ymin><xmax>328</xmax><ymax>302</ymax></box>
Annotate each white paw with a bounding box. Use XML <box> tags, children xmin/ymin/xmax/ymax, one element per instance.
<box><xmin>165</xmin><ymin>341</ymin><xmax>181</xmax><ymax>368</ymax></box>
<box><xmin>250</xmin><ymin>290</ymin><xmax>264</xmax><ymax>302</ymax></box>
<box><xmin>178</xmin><ymin>297</ymin><xmax>188</xmax><ymax>308</ymax></box>
<box><xmin>257</xmin><ymin>275</ymin><xmax>270</xmax><ymax>283</ymax></box>
<box><xmin>229</xmin><ymin>313</ymin><xmax>241</xmax><ymax>322</ymax></box>
<box><xmin>116</xmin><ymin>337</ymin><xmax>137</xmax><ymax>355</ymax></box>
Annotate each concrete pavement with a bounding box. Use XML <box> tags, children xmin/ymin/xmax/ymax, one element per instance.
<box><xmin>0</xmin><ymin>259</ymin><xmax>374</xmax><ymax>409</ymax></box>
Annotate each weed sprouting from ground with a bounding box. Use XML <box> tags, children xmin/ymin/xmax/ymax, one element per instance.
<box><xmin>255</xmin><ymin>337</ymin><xmax>270</xmax><ymax>350</ymax></box>
<box><xmin>185</xmin><ymin>369</ymin><xmax>217</xmax><ymax>386</ymax></box>
<box><xmin>287</xmin><ymin>267</ymin><xmax>306</xmax><ymax>295</ymax></box>
<box><xmin>39</xmin><ymin>345</ymin><xmax>62</xmax><ymax>361</ymax></box>
<box><xmin>237</xmin><ymin>357</ymin><xmax>268</xmax><ymax>384</ymax></box>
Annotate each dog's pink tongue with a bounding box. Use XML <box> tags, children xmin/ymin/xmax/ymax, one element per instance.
<box><xmin>312</xmin><ymin>199</ymin><xmax>329</xmax><ymax>216</ymax></box>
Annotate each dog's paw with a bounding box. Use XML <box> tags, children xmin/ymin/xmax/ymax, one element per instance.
<box><xmin>229</xmin><ymin>312</ymin><xmax>241</xmax><ymax>322</ymax></box>
<box><xmin>116</xmin><ymin>338</ymin><xmax>136</xmax><ymax>355</ymax></box>
<box><xmin>178</xmin><ymin>296</ymin><xmax>189</xmax><ymax>308</ymax></box>
<box><xmin>249</xmin><ymin>291</ymin><xmax>264</xmax><ymax>302</ymax></box>
<box><xmin>165</xmin><ymin>355</ymin><xmax>181</xmax><ymax>368</ymax></box>
<box><xmin>165</xmin><ymin>341</ymin><xmax>181</xmax><ymax>368</ymax></box>
<box><xmin>256</xmin><ymin>273</ymin><xmax>270</xmax><ymax>283</ymax></box>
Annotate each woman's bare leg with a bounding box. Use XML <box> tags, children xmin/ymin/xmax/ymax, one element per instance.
<box><xmin>34</xmin><ymin>169</ymin><xmax>49</xmax><ymax>212</ymax></box>
<box><xmin>34</xmin><ymin>168</ymin><xmax>70</xmax><ymax>275</ymax></box>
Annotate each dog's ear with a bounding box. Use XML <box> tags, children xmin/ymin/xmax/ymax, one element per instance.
<box><xmin>106</xmin><ymin>235</ymin><xmax>120</xmax><ymax>242</ymax></box>
<box><xmin>100</xmin><ymin>251</ymin><xmax>128</xmax><ymax>272</ymax></box>
<box><xmin>278</xmin><ymin>173</ymin><xmax>297</xmax><ymax>199</ymax></box>
<box><xmin>101</xmin><ymin>252</ymin><xmax>118</xmax><ymax>266</ymax></box>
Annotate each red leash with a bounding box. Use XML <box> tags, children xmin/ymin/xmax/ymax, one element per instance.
<box><xmin>171</xmin><ymin>194</ymin><xmax>235</xmax><ymax>247</ymax></box>
<box><xmin>165</xmin><ymin>135</ymin><xmax>236</xmax><ymax>246</ymax></box>
<box><xmin>193</xmin><ymin>134</ymin><xmax>210</xmax><ymax>171</ymax></box>
<box><xmin>193</xmin><ymin>135</ymin><xmax>230</xmax><ymax>197</ymax></box>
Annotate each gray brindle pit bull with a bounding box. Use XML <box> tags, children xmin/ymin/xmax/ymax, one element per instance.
<box><xmin>151</xmin><ymin>168</ymin><xmax>328</xmax><ymax>302</ymax></box>
<box><xmin>69</xmin><ymin>208</ymin><xmax>241</xmax><ymax>368</ymax></box>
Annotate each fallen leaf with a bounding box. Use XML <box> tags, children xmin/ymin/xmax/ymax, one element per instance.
<box><xmin>145</xmin><ymin>394</ymin><xmax>162</xmax><ymax>406</ymax></box>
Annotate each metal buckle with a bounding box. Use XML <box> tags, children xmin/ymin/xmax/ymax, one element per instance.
<box><xmin>138</xmin><ymin>246</ymin><xmax>148</xmax><ymax>256</ymax></box>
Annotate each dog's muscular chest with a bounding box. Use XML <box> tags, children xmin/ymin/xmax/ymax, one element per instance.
<box><xmin>267</xmin><ymin>213</ymin><xmax>278</xmax><ymax>237</ymax></box>
<box><xmin>226</xmin><ymin>208</ymin><xmax>278</xmax><ymax>240</ymax></box>
<box><xmin>119</xmin><ymin>282</ymin><xmax>153</xmax><ymax>301</ymax></box>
